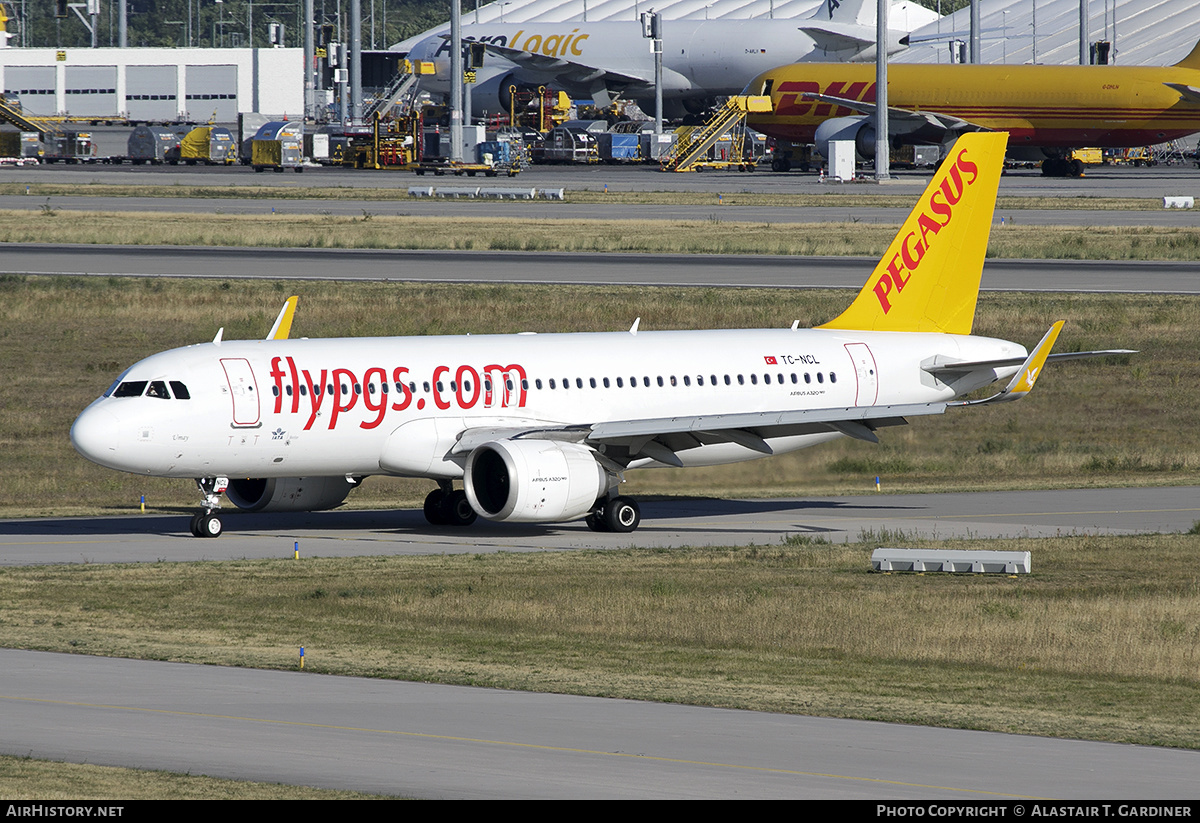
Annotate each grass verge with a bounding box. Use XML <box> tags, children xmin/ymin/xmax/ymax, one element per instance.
<box><xmin>0</xmin><ymin>181</ymin><xmax>1171</xmax><ymax>211</ymax></box>
<box><xmin>4</xmin><ymin>208</ymin><xmax>1200</xmax><ymax>260</ymax></box>
<box><xmin>2</xmin><ymin>534</ymin><xmax>1198</xmax><ymax>748</ymax></box>
<box><xmin>0</xmin><ymin>755</ymin><xmax>389</xmax><ymax>799</ymax></box>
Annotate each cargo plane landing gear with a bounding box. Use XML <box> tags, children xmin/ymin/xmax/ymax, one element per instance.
<box><xmin>1042</xmin><ymin>157</ymin><xmax>1085</xmax><ymax>177</ymax></box>
<box><xmin>423</xmin><ymin>482</ymin><xmax>478</xmax><ymax>527</ymax></box>
<box><xmin>190</xmin><ymin>476</ymin><xmax>228</xmax><ymax>538</ymax></box>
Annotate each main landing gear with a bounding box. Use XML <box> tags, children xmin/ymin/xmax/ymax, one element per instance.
<box><xmin>585</xmin><ymin>496</ymin><xmax>641</xmax><ymax>533</ymax></box>
<box><xmin>190</xmin><ymin>477</ymin><xmax>227</xmax><ymax>538</ymax></box>
<box><xmin>1042</xmin><ymin>157</ymin><xmax>1085</xmax><ymax>178</ymax></box>
<box><xmin>423</xmin><ymin>481</ymin><xmax>477</xmax><ymax>527</ymax></box>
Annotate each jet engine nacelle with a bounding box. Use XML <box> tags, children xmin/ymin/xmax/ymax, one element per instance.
<box><xmin>814</xmin><ymin>115</ymin><xmax>875</xmax><ymax>160</ymax></box>
<box><xmin>473</xmin><ymin>71</ymin><xmax>541</xmax><ymax>116</ymax></box>
<box><xmin>463</xmin><ymin>440</ymin><xmax>607</xmax><ymax>523</ymax></box>
<box><xmin>225</xmin><ymin>477</ymin><xmax>356</xmax><ymax>512</ymax></box>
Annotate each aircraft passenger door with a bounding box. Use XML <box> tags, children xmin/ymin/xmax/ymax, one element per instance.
<box><xmin>220</xmin><ymin>358</ymin><xmax>262</xmax><ymax>427</ymax></box>
<box><xmin>844</xmin><ymin>343</ymin><xmax>878</xmax><ymax>406</ymax></box>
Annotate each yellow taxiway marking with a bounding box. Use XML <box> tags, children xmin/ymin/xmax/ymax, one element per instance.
<box><xmin>1</xmin><ymin>692</ymin><xmax>1041</xmax><ymax>798</ymax></box>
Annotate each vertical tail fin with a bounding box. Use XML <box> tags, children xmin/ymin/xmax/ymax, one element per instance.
<box><xmin>810</xmin><ymin>0</ymin><xmax>872</xmax><ymax>25</ymax></box>
<box><xmin>819</xmin><ymin>131</ymin><xmax>1008</xmax><ymax>335</ymax></box>
<box><xmin>1173</xmin><ymin>38</ymin><xmax>1200</xmax><ymax>70</ymax></box>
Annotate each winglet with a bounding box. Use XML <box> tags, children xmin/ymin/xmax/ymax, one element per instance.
<box><xmin>952</xmin><ymin>321</ymin><xmax>1064</xmax><ymax>407</ymax></box>
<box><xmin>267</xmin><ymin>296</ymin><xmax>299</xmax><ymax>341</ymax></box>
<box><xmin>819</xmin><ymin>131</ymin><xmax>1008</xmax><ymax>335</ymax></box>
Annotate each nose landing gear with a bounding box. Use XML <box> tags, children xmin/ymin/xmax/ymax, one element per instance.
<box><xmin>190</xmin><ymin>477</ymin><xmax>228</xmax><ymax>538</ymax></box>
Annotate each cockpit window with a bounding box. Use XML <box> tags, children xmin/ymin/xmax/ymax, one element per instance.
<box><xmin>113</xmin><ymin>381</ymin><xmax>148</xmax><ymax>398</ymax></box>
<box><xmin>146</xmin><ymin>381</ymin><xmax>170</xmax><ymax>399</ymax></box>
<box><xmin>169</xmin><ymin>381</ymin><xmax>191</xmax><ymax>400</ymax></box>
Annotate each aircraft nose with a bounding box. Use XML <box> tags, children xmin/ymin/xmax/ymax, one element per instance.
<box><xmin>71</xmin><ymin>405</ymin><xmax>120</xmax><ymax>467</ymax></box>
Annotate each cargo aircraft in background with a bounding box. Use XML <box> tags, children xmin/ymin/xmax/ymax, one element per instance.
<box><xmin>401</xmin><ymin>0</ymin><xmax>931</xmax><ymax>119</ymax></box>
<box><xmin>71</xmin><ymin>132</ymin><xmax>1130</xmax><ymax>538</ymax></box>
<box><xmin>746</xmin><ymin>37</ymin><xmax>1200</xmax><ymax>176</ymax></box>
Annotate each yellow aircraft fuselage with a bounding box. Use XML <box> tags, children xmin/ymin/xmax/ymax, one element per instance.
<box><xmin>747</xmin><ymin>40</ymin><xmax>1200</xmax><ymax>149</ymax></box>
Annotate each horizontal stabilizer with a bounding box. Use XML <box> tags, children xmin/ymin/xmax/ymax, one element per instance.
<box><xmin>925</xmin><ymin>348</ymin><xmax>1137</xmax><ymax>376</ymax></box>
<box><xmin>950</xmin><ymin>322</ymin><xmax>1064</xmax><ymax>407</ymax></box>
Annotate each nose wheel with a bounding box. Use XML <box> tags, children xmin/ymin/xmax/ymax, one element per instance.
<box><xmin>190</xmin><ymin>512</ymin><xmax>224</xmax><ymax>538</ymax></box>
<box><xmin>190</xmin><ymin>476</ymin><xmax>228</xmax><ymax>538</ymax></box>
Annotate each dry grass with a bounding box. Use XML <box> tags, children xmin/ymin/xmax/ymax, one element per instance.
<box><xmin>0</xmin><ymin>276</ymin><xmax>1187</xmax><ymax>517</ymax></box>
<box><xmin>2</xmin><ymin>534</ymin><xmax>1198</xmax><ymax>747</ymax></box>
<box><xmin>0</xmin><ymin>755</ymin><xmax>389</xmax><ymax>799</ymax></box>
<box><xmin>0</xmin><ymin>181</ymin><xmax>1168</xmax><ymax>211</ymax></box>
<box><xmin>3</xmin><ymin>209</ymin><xmax>1200</xmax><ymax>260</ymax></box>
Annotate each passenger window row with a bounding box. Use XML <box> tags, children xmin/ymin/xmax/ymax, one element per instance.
<box><xmin>532</xmin><ymin>372</ymin><xmax>836</xmax><ymax>390</ymax></box>
<box><xmin>269</xmin><ymin>371</ymin><xmax>839</xmax><ymax>398</ymax></box>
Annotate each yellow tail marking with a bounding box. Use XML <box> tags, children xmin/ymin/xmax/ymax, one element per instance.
<box><xmin>267</xmin><ymin>296</ymin><xmax>299</xmax><ymax>340</ymax></box>
<box><xmin>1005</xmin><ymin>320</ymin><xmax>1063</xmax><ymax>399</ymax></box>
<box><xmin>819</xmin><ymin>131</ymin><xmax>1008</xmax><ymax>335</ymax></box>
<box><xmin>1173</xmin><ymin>38</ymin><xmax>1200</xmax><ymax>70</ymax></box>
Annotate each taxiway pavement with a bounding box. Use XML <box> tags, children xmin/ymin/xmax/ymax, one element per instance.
<box><xmin>3</xmin><ymin>487</ymin><xmax>1196</xmax><ymax>566</ymax></box>
<box><xmin>4</xmin><ymin>245</ymin><xmax>1198</xmax><ymax>293</ymax></box>
<box><xmin>2</xmin><ymin>647</ymin><xmax>1196</xmax><ymax>799</ymax></box>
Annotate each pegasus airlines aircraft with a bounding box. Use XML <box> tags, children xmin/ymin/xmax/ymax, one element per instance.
<box><xmin>746</xmin><ymin>37</ymin><xmax>1200</xmax><ymax>176</ymax></box>
<box><xmin>71</xmin><ymin>133</ymin><xmax>1128</xmax><ymax>538</ymax></box>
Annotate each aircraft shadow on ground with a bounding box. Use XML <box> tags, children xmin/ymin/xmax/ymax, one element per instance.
<box><xmin>0</xmin><ymin>497</ymin><xmax>924</xmax><ymax>537</ymax></box>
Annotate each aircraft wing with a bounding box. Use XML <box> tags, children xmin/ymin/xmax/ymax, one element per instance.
<box><xmin>480</xmin><ymin>41</ymin><xmax>651</xmax><ymax>86</ymax></box>
<box><xmin>1164</xmin><ymin>82</ymin><xmax>1200</xmax><ymax>105</ymax></box>
<box><xmin>451</xmin><ymin>402</ymin><xmax>947</xmax><ymax>470</ymax></box>
<box><xmin>806</xmin><ymin>92</ymin><xmax>983</xmax><ymax>133</ymax></box>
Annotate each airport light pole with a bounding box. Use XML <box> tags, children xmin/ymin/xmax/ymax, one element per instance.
<box><xmin>350</xmin><ymin>0</ymin><xmax>362</xmax><ymax>123</ymax></box>
<box><xmin>874</xmin><ymin>0</ymin><xmax>889</xmax><ymax>181</ymax></box>
<box><xmin>641</xmin><ymin>10</ymin><xmax>662</xmax><ymax>135</ymax></box>
<box><xmin>1079</xmin><ymin>0</ymin><xmax>1088</xmax><ymax>64</ymax></box>
<box><xmin>450</xmin><ymin>0</ymin><xmax>463</xmax><ymax>161</ymax></box>
<box><xmin>304</xmin><ymin>0</ymin><xmax>315</xmax><ymax>119</ymax></box>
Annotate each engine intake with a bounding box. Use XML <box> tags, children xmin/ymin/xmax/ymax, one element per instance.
<box><xmin>464</xmin><ymin>440</ymin><xmax>606</xmax><ymax>523</ymax></box>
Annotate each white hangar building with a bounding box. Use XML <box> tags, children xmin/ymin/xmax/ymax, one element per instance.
<box><xmin>0</xmin><ymin>47</ymin><xmax>303</xmax><ymax>121</ymax></box>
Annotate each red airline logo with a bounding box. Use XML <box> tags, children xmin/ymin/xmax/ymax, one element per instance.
<box><xmin>871</xmin><ymin>147</ymin><xmax>980</xmax><ymax>314</ymax></box>
<box><xmin>269</xmin><ymin>357</ymin><xmax>528</xmax><ymax>431</ymax></box>
<box><xmin>775</xmin><ymin>80</ymin><xmax>876</xmax><ymax>118</ymax></box>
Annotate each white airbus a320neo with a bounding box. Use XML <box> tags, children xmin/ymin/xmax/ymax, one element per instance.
<box><xmin>71</xmin><ymin>133</ymin><xmax>1129</xmax><ymax>538</ymax></box>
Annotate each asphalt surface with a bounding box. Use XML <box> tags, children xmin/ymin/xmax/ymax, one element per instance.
<box><xmin>3</xmin><ymin>647</ymin><xmax>1197</xmax><ymax>799</ymax></box>
<box><xmin>4</xmin><ymin>244</ymin><xmax>1199</xmax><ymax>293</ymax></box>
<box><xmin>3</xmin><ymin>488</ymin><xmax>1198</xmax><ymax>565</ymax></box>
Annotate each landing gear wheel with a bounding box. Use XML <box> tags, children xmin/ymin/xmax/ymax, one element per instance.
<box><xmin>603</xmin><ymin>497</ymin><xmax>641</xmax><ymax>533</ymax></box>
<box><xmin>771</xmin><ymin>157</ymin><xmax>791</xmax><ymax>172</ymax></box>
<box><xmin>1070</xmin><ymin>158</ymin><xmax>1085</xmax><ymax>177</ymax></box>
<box><xmin>446</xmin><ymin>489</ymin><xmax>477</xmax><ymax>527</ymax></box>
<box><xmin>198</xmin><ymin>514</ymin><xmax>223</xmax><ymax>538</ymax></box>
<box><xmin>585</xmin><ymin>511</ymin><xmax>609</xmax><ymax>532</ymax></box>
<box><xmin>423</xmin><ymin>489</ymin><xmax>449</xmax><ymax>526</ymax></box>
<box><xmin>189</xmin><ymin>513</ymin><xmax>203</xmax><ymax>537</ymax></box>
